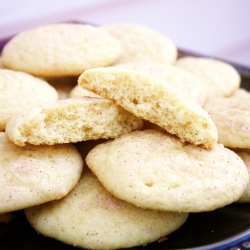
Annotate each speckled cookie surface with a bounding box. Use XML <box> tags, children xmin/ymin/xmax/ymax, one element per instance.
<box><xmin>5</xmin><ymin>97</ymin><xmax>143</xmax><ymax>146</ymax></box>
<box><xmin>2</xmin><ymin>23</ymin><xmax>121</xmax><ymax>77</ymax></box>
<box><xmin>0</xmin><ymin>132</ymin><xmax>83</xmax><ymax>213</ymax></box>
<box><xmin>78</xmin><ymin>66</ymin><xmax>218</xmax><ymax>149</ymax></box>
<box><xmin>175</xmin><ymin>56</ymin><xmax>241</xmax><ymax>101</ymax></box>
<box><xmin>204</xmin><ymin>90</ymin><xmax>250</xmax><ymax>148</ymax></box>
<box><xmin>102</xmin><ymin>23</ymin><xmax>177</xmax><ymax>65</ymax></box>
<box><xmin>116</xmin><ymin>62</ymin><xmax>207</xmax><ymax>106</ymax></box>
<box><xmin>86</xmin><ymin>130</ymin><xmax>248</xmax><ymax>213</ymax></box>
<box><xmin>25</xmin><ymin>168</ymin><xmax>188</xmax><ymax>249</ymax></box>
<box><xmin>0</xmin><ymin>69</ymin><xmax>58</xmax><ymax>131</ymax></box>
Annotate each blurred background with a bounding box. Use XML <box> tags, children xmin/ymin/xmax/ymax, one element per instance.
<box><xmin>1</xmin><ymin>0</ymin><xmax>250</xmax><ymax>67</ymax></box>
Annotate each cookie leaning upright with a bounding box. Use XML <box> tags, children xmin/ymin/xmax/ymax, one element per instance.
<box><xmin>78</xmin><ymin>67</ymin><xmax>218</xmax><ymax>149</ymax></box>
<box><xmin>102</xmin><ymin>23</ymin><xmax>177</xmax><ymax>65</ymax></box>
<box><xmin>1</xmin><ymin>23</ymin><xmax>121</xmax><ymax>77</ymax></box>
<box><xmin>115</xmin><ymin>62</ymin><xmax>207</xmax><ymax>106</ymax></box>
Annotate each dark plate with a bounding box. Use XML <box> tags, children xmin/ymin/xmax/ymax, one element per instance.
<box><xmin>1</xmin><ymin>24</ymin><xmax>250</xmax><ymax>250</ymax></box>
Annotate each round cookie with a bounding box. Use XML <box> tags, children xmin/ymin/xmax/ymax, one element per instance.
<box><xmin>175</xmin><ymin>56</ymin><xmax>241</xmax><ymax>101</ymax></box>
<box><xmin>78</xmin><ymin>66</ymin><xmax>218</xmax><ymax>150</ymax></box>
<box><xmin>86</xmin><ymin>130</ymin><xmax>248</xmax><ymax>213</ymax></box>
<box><xmin>102</xmin><ymin>23</ymin><xmax>177</xmax><ymax>65</ymax></box>
<box><xmin>234</xmin><ymin>149</ymin><xmax>250</xmax><ymax>203</ymax></box>
<box><xmin>116</xmin><ymin>62</ymin><xmax>207</xmax><ymax>106</ymax></box>
<box><xmin>69</xmin><ymin>84</ymin><xmax>100</xmax><ymax>98</ymax></box>
<box><xmin>0</xmin><ymin>132</ymin><xmax>83</xmax><ymax>213</ymax></box>
<box><xmin>0</xmin><ymin>69</ymin><xmax>59</xmax><ymax>131</ymax></box>
<box><xmin>5</xmin><ymin>97</ymin><xmax>143</xmax><ymax>146</ymax></box>
<box><xmin>204</xmin><ymin>90</ymin><xmax>250</xmax><ymax>148</ymax></box>
<box><xmin>2</xmin><ymin>23</ymin><xmax>121</xmax><ymax>77</ymax></box>
<box><xmin>25</xmin><ymin>168</ymin><xmax>188</xmax><ymax>249</ymax></box>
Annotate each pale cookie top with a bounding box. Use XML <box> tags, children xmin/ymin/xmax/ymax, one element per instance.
<box><xmin>102</xmin><ymin>23</ymin><xmax>177</xmax><ymax>65</ymax></box>
<box><xmin>116</xmin><ymin>62</ymin><xmax>207</xmax><ymax>106</ymax></box>
<box><xmin>175</xmin><ymin>56</ymin><xmax>241</xmax><ymax>101</ymax></box>
<box><xmin>204</xmin><ymin>90</ymin><xmax>250</xmax><ymax>148</ymax></box>
<box><xmin>5</xmin><ymin>97</ymin><xmax>143</xmax><ymax>146</ymax></box>
<box><xmin>25</xmin><ymin>168</ymin><xmax>188</xmax><ymax>250</ymax></box>
<box><xmin>234</xmin><ymin>149</ymin><xmax>250</xmax><ymax>203</ymax></box>
<box><xmin>2</xmin><ymin>23</ymin><xmax>121</xmax><ymax>77</ymax></box>
<box><xmin>86</xmin><ymin>130</ymin><xmax>248</xmax><ymax>213</ymax></box>
<box><xmin>0</xmin><ymin>69</ymin><xmax>59</xmax><ymax>131</ymax></box>
<box><xmin>78</xmin><ymin>67</ymin><xmax>218</xmax><ymax>150</ymax></box>
<box><xmin>0</xmin><ymin>132</ymin><xmax>83</xmax><ymax>213</ymax></box>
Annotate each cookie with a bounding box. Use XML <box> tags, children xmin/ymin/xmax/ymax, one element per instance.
<box><xmin>204</xmin><ymin>89</ymin><xmax>250</xmax><ymax>148</ymax></box>
<box><xmin>175</xmin><ymin>56</ymin><xmax>241</xmax><ymax>101</ymax></box>
<box><xmin>86</xmin><ymin>130</ymin><xmax>248</xmax><ymax>213</ymax></box>
<box><xmin>5</xmin><ymin>97</ymin><xmax>143</xmax><ymax>146</ymax></box>
<box><xmin>0</xmin><ymin>69</ymin><xmax>59</xmax><ymax>131</ymax></box>
<box><xmin>234</xmin><ymin>149</ymin><xmax>250</xmax><ymax>203</ymax></box>
<box><xmin>25</xmin><ymin>168</ymin><xmax>188</xmax><ymax>249</ymax></box>
<box><xmin>115</xmin><ymin>62</ymin><xmax>207</xmax><ymax>106</ymax></box>
<box><xmin>0</xmin><ymin>132</ymin><xmax>83</xmax><ymax>213</ymax></box>
<box><xmin>2</xmin><ymin>23</ymin><xmax>121</xmax><ymax>77</ymax></box>
<box><xmin>69</xmin><ymin>84</ymin><xmax>100</xmax><ymax>98</ymax></box>
<box><xmin>102</xmin><ymin>23</ymin><xmax>177</xmax><ymax>65</ymax></box>
<box><xmin>78</xmin><ymin>66</ymin><xmax>218</xmax><ymax>149</ymax></box>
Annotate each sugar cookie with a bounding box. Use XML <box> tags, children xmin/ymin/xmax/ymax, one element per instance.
<box><xmin>102</xmin><ymin>23</ymin><xmax>177</xmax><ymax>65</ymax></box>
<box><xmin>115</xmin><ymin>62</ymin><xmax>207</xmax><ymax>106</ymax></box>
<box><xmin>79</xmin><ymin>67</ymin><xmax>218</xmax><ymax>149</ymax></box>
<box><xmin>5</xmin><ymin>97</ymin><xmax>143</xmax><ymax>146</ymax></box>
<box><xmin>204</xmin><ymin>90</ymin><xmax>250</xmax><ymax>148</ymax></box>
<box><xmin>86</xmin><ymin>130</ymin><xmax>248</xmax><ymax>212</ymax></box>
<box><xmin>2</xmin><ymin>23</ymin><xmax>121</xmax><ymax>77</ymax></box>
<box><xmin>176</xmin><ymin>56</ymin><xmax>240</xmax><ymax>101</ymax></box>
<box><xmin>0</xmin><ymin>132</ymin><xmax>83</xmax><ymax>213</ymax></box>
<box><xmin>25</xmin><ymin>168</ymin><xmax>188</xmax><ymax>249</ymax></box>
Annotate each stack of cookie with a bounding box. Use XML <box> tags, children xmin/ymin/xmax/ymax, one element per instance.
<box><xmin>0</xmin><ymin>22</ymin><xmax>249</xmax><ymax>249</ymax></box>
